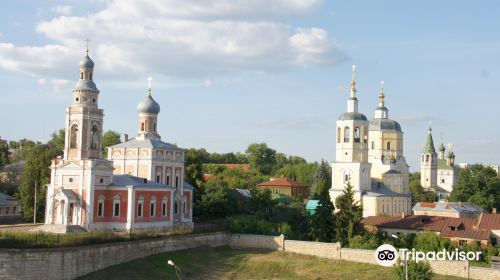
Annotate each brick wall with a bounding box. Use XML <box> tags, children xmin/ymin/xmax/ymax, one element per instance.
<box><xmin>0</xmin><ymin>232</ymin><xmax>229</xmax><ymax>280</ymax></box>
<box><xmin>469</xmin><ymin>266</ymin><xmax>500</xmax><ymax>280</ymax></box>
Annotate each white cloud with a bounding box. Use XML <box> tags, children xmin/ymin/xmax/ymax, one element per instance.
<box><xmin>51</xmin><ymin>5</ymin><xmax>72</xmax><ymax>16</ymax></box>
<box><xmin>0</xmin><ymin>0</ymin><xmax>346</xmax><ymax>82</ymax></box>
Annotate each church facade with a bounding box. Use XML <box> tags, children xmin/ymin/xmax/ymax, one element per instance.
<box><xmin>43</xmin><ymin>49</ymin><xmax>193</xmax><ymax>232</ymax></box>
<box><xmin>420</xmin><ymin>128</ymin><xmax>459</xmax><ymax>197</ymax></box>
<box><xmin>330</xmin><ymin>66</ymin><xmax>411</xmax><ymax>217</ymax></box>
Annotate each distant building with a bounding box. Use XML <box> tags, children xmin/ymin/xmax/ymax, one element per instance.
<box><xmin>0</xmin><ymin>193</ymin><xmax>22</xmax><ymax>224</ymax></box>
<box><xmin>306</xmin><ymin>200</ymin><xmax>319</xmax><ymax>216</ymax></box>
<box><xmin>258</xmin><ymin>177</ymin><xmax>309</xmax><ymax>198</ymax></box>
<box><xmin>225</xmin><ymin>189</ymin><xmax>251</xmax><ymax>211</ymax></box>
<box><xmin>362</xmin><ymin>212</ymin><xmax>500</xmax><ymax>248</ymax></box>
<box><xmin>420</xmin><ymin>127</ymin><xmax>459</xmax><ymax>197</ymax></box>
<box><xmin>413</xmin><ymin>202</ymin><xmax>483</xmax><ymax>218</ymax></box>
<box><xmin>0</xmin><ymin>161</ymin><xmax>25</xmax><ymax>185</ymax></box>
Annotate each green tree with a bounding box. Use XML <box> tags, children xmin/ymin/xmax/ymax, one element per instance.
<box><xmin>195</xmin><ymin>178</ymin><xmax>234</xmax><ymax>219</ymax></box>
<box><xmin>409</xmin><ymin>172</ymin><xmax>437</xmax><ymax>206</ymax></box>
<box><xmin>393</xmin><ymin>260</ymin><xmax>434</xmax><ymax>280</ymax></box>
<box><xmin>335</xmin><ymin>183</ymin><xmax>363</xmax><ymax>245</ymax></box>
<box><xmin>309</xmin><ymin>184</ymin><xmax>335</xmax><ymax>242</ymax></box>
<box><xmin>184</xmin><ymin>148</ymin><xmax>205</xmax><ymax>189</ymax></box>
<box><xmin>18</xmin><ymin>145</ymin><xmax>54</xmax><ymax>222</ymax></box>
<box><xmin>449</xmin><ymin>165</ymin><xmax>500</xmax><ymax>211</ymax></box>
<box><xmin>310</xmin><ymin>159</ymin><xmax>331</xmax><ymax>199</ymax></box>
<box><xmin>246</xmin><ymin>143</ymin><xmax>276</xmax><ymax>175</ymax></box>
<box><xmin>414</xmin><ymin>231</ymin><xmax>452</xmax><ymax>252</ymax></box>
<box><xmin>102</xmin><ymin>130</ymin><xmax>121</xmax><ymax>158</ymax></box>
<box><xmin>47</xmin><ymin>129</ymin><xmax>65</xmax><ymax>157</ymax></box>
<box><xmin>274</xmin><ymin>162</ymin><xmax>317</xmax><ymax>186</ymax></box>
<box><xmin>0</xmin><ymin>141</ymin><xmax>9</xmax><ymax>169</ymax></box>
<box><xmin>248</xmin><ymin>188</ymin><xmax>277</xmax><ymax>215</ymax></box>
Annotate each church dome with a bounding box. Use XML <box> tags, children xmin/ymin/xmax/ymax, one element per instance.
<box><xmin>137</xmin><ymin>93</ymin><xmax>160</xmax><ymax>114</ymax></box>
<box><xmin>369</xmin><ymin>118</ymin><xmax>402</xmax><ymax>132</ymax></box>
<box><xmin>439</xmin><ymin>143</ymin><xmax>446</xmax><ymax>152</ymax></box>
<box><xmin>338</xmin><ymin>112</ymin><xmax>367</xmax><ymax>121</ymax></box>
<box><xmin>79</xmin><ymin>55</ymin><xmax>94</xmax><ymax>68</ymax></box>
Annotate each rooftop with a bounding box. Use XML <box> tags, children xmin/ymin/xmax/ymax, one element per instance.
<box><xmin>110</xmin><ymin>138</ymin><xmax>183</xmax><ymax>151</ymax></box>
<box><xmin>258</xmin><ymin>177</ymin><xmax>308</xmax><ymax>187</ymax></box>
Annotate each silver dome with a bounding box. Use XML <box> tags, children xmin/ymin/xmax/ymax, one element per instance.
<box><xmin>137</xmin><ymin>94</ymin><xmax>160</xmax><ymax>114</ymax></box>
<box><xmin>79</xmin><ymin>55</ymin><xmax>94</xmax><ymax>68</ymax></box>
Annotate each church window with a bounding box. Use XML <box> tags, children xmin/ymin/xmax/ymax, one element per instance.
<box><xmin>113</xmin><ymin>195</ymin><xmax>120</xmax><ymax>217</ymax></box>
<box><xmin>337</xmin><ymin>127</ymin><xmax>341</xmax><ymax>143</ymax></box>
<box><xmin>150</xmin><ymin>202</ymin><xmax>156</xmax><ymax>217</ymax></box>
<box><xmin>175</xmin><ymin>176</ymin><xmax>179</xmax><ymax>188</ymax></box>
<box><xmin>99</xmin><ymin>178</ymin><xmax>104</xmax><ymax>184</ymax></box>
<box><xmin>354</xmin><ymin>127</ymin><xmax>360</xmax><ymax>143</ymax></box>
<box><xmin>154</xmin><ymin>122</ymin><xmax>156</xmax><ymax>132</ymax></box>
<box><xmin>386</xmin><ymin>141</ymin><xmax>391</xmax><ymax>151</ymax></box>
<box><xmin>80</xmin><ymin>72</ymin><xmax>83</xmax><ymax>79</ymax></box>
<box><xmin>75</xmin><ymin>98</ymin><xmax>79</xmax><ymax>102</ymax></box>
<box><xmin>166</xmin><ymin>175</ymin><xmax>170</xmax><ymax>186</ymax></box>
<box><xmin>137</xmin><ymin>196</ymin><xmax>144</xmax><ymax>217</ymax></box>
<box><xmin>90</xmin><ymin>125</ymin><xmax>99</xmax><ymax>150</ymax></box>
<box><xmin>183</xmin><ymin>200</ymin><xmax>186</xmax><ymax>214</ymax></box>
<box><xmin>425</xmin><ymin>155</ymin><xmax>429</xmax><ymax>162</ymax></box>
<box><xmin>344</xmin><ymin>127</ymin><xmax>350</xmax><ymax>142</ymax></box>
<box><xmin>90</xmin><ymin>73</ymin><xmax>93</xmax><ymax>80</ymax></box>
<box><xmin>70</xmin><ymin>124</ymin><xmax>78</xmax><ymax>149</ymax></box>
<box><xmin>174</xmin><ymin>202</ymin><xmax>178</xmax><ymax>214</ymax></box>
<box><xmin>92</xmin><ymin>98</ymin><xmax>96</xmax><ymax>103</ymax></box>
<box><xmin>141</xmin><ymin>122</ymin><xmax>145</xmax><ymax>131</ymax></box>
<box><xmin>156</xmin><ymin>175</ymin><xmax>160</xmax><ymax>183</ymax></box>
<box><xmin>441</xmin><ymin>179</ymin><xmax>445</xmax><ymax>183</ymax></box>
<box><xmin>162</xmin><ymin>197</ymin><xmax>168</xmax><ymax>216</ymax></box>
<box><xmin>69</xmin><ymin>178</ymin><xmax>73</xmax><ymax>183</ymax></box>
<box><xmin>371</xmin><ymin>141</ymin><xmax>375</xmax><ymax>150</ymax></box>
<box><xmin>98</xmin><ymin>202</ymin><xmax>104</xmax><ymax>217</ymax></box>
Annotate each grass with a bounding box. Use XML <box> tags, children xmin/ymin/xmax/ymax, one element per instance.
<box><xmin>78</xmin><ymin>246</ymin><xmax>465</xmax><ymax>280</ymax></box>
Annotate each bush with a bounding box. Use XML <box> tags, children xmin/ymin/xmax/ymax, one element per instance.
<box><xmin>414</xmin><ymin>232</ymin><xmax>452</xmax><ymax>252</ymax></box>
<box><xmin>227</xmin><ymin>215</ymin><xmax>274</xmax><ymax>235</ymax></box>
<box><xmin>348</xmin><ymin>232</ymin><xmax>383</xmax><ymax>249</ymax></box>
<box><xmin>393</xmin><ymin>260</ymin><xmax>434</xmax><ymax>280</ymax></box>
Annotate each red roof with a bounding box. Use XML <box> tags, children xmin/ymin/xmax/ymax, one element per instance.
<box><xmin>258</xmin><ymin>177</ymin><xmax>308</xmax><ymax>187</ymax></box>
<box><xmin>420</xmin><ymin>202</ymin><xmax>437</xmax><ymax>208</ymax></box>
<box><xmin>477</xmin><ymin>213</ymin><xmax>500</xmax><ymax>230</ymax></box>
<box><xmin>361</xmin><ymin>215</ymin><xmax>490</xmax><ymax>240</ymax></box>
<box><xmin>222</xmin><ymin>164</ymin><xmax>250</xmax><ymax>171</ymax></box>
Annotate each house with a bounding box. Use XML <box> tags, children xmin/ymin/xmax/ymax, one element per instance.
<box><xmin>413</xmin><ymin>202</ymin><xmax>484</xmax><ymax>218</ymax></box>
<box><xmin>258</xmin><ymin>177</ymin><xmax>309</xmax><ymax>198</ymax></box>
<box><xmin>225</xmin><ymin>189</ymin><xmax>251</xmax><ymax>211</ymax></box>
<box><xmin>0</xmin><ymin>193</ymin><xmax>22</xmax><ymax>224</ymax></box>
<box><xmin>361</xmin><ymin>212</ymin><xmax>500</xmax><ymax>248</ymax></box>
<box><xmin>0</xmin><ymin>161</ymin><xmax>24</xmax><ymax>185</ymax></box>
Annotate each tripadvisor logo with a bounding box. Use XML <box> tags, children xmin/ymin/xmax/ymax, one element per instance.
<box><xmin>374</xmin><ymin>244</ymin><xmax>482</xmax><ymax>266</ymax></box>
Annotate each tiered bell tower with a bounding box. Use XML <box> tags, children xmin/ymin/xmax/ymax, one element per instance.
<box><xmin>63</xmin><ymin>45</ymin><xmax>104</xmax><ymax>160</ymax></box>
<box><xmin>331</xmin><ymin>65</ymin><xmax>372</xmax><ymax>199</ymax></box>
<box><xmin>420</xmin><ymin>125</ymin><xmax>438</xmax><ymax>189</ymax></box>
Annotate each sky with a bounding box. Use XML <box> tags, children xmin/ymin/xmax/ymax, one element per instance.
<box><xmin>0</xmin><ymin>0</ymin><xmax>499</xmax><ymax>171</ymax></box>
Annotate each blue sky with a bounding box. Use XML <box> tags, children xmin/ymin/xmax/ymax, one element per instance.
<box><xmin>0</xmin><ymin>0</ymin><xmax>499</xmax><ymax>171</ymax></box>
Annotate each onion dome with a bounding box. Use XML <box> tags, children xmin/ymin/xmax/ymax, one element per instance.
<box><xmin>79</xmin><ymin>53</ymin><xmax>94</xmax><ymax>68</ymax></box>
<box><xmin>137</xmin><ymin>90</ymin><xmax>160</xmax><ymax>114</ymax></box>
<box><xmin>439</xmin><ymin>143</ymin><xmax>446</xmax><ymax>152</ymax></box>
<box><xmin>369</xmin><ymin>118</ymin><xmax>402</xmax><ymax>132</ymax></box>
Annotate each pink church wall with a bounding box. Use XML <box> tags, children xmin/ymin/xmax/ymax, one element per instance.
<box><xmin>134</xmin><ymin>190</ymin><xmax>172</xmax><ymax>223</ymax></box>
<box><xmin>93</xmin><ymin>190</ymin><xmax>128</xmax><ymax>223</ymax></box>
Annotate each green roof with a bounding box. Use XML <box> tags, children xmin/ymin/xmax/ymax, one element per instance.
<box><xmin>437</xmin><ymin>159</ymin><xmax>454</xmax><ymax>170</ymax></box>
<box><xmin>423</xmin><ymin>129</ymin><xmax>436</xmax><ymax>154</ymax></box>
<box><xmin>439</xmin><ymin>143</ymin><xmax>445</xmax><ymax>152</ymax></box>
<box><xmin>338</xmin><ymin>112</ymin><xmax>367</xmax><ymax>121</ymax></box>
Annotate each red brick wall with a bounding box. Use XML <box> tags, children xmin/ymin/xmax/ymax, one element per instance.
<box><xmin>93</xmin><ymin>190</ymin><xmax>128</xmax><ymax>223</ymax></box>
<box><xmin>134</xmin><ymin>190</ymin><xmax>171</xmax><ymax>223</ymax></box>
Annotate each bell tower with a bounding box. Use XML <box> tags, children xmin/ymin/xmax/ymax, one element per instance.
<box><xmin>63</xmin><ymin>44</ymin><xmax>104</xmax><ymax>160</ymax></box>
<box><xmin>420</xmin><ymin>124</ymin><xmax>437</xmax><ymax>189</ymax></box>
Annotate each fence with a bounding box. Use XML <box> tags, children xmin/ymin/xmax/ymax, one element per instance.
<box><xmin>0</xmin><ymin>223</ymin><xmax>227</xmax><ymax>249</ymax></box>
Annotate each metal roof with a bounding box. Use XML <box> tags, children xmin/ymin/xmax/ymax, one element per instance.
<box><xmin>413</xmin><ymin>202</ymin><xmax>483</xmax><ymax>214</ymax></box>
<box><xmin>369</xmin><ymin>118</ymin><xmax>402</xmax><ymax>132</ymax></box>
<box><xmin>110</xmin><ymin>138</ymin><xmax>183</xmax><ymax>151</ymax></box>
<box><xmin>337</xmin><ymin>112</ymin><xmax>368</xmax><ymax>121</ymax></box>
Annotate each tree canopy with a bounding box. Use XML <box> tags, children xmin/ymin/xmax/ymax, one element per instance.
<box><xmin>449</xmin><ymin>165</ymin><xmax>500</xmax><ymax>211</ymax></box>
<box><xmin>102</xmin><ymin>130</ymin><xmax>121</xmax><ymax>158</ymax></box>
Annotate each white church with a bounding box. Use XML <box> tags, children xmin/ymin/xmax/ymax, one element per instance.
<box><xmin>41</xmin><ymin>48</ymin><xmax>193</xmax><ymax>232</ymax></box>
<box><xmin>330</xmin><ymin>66</ymin><xmax>412</xmax><ymax>217</ymax></box>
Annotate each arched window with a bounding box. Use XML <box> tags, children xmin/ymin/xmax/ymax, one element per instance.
<box><xmin>353</xmin><ymin>127</ymin><xmax>360</xmax><ymax>143</ymax></box>
<box><xmin>141</xmin><ymin>122</ymin><xmax>145</xmax><ymax>131</ymax></box>
<box><xmin>371</xmin><ymin>141</ymin><xmax>375</xmax><ymax>150</ymax></box>
<box><xmin>386</xmin><ymin>141</ymin><xmax>391</xmax><ymax>151</ymax></box>
<box><xmin>153</xmin><ymin>122</ymin><xmax>156</xmax><ymax>132</ymax></box>
<box><xmin>337</xmin><ymin>127</ymin><xmax>341</xmax><ymax>143</ymax></box>
<box><xmin>89</xmin><ymin>73</ymin><xmax>92</xmax><ymax>80</ymax></box>
<box><xmin>426</xmin><ymin>155</ymin><xmax>429</xmax><ymax>162</ymax></box>
<box><xmin>70</xmin><ymin>124</ymin><xmax>78</xmax><ymax>149</ymax></box>
<box><xmin>90</xmin><ymin>125</ymin><xmax>99</xmax><ymax>150</ymax></box>
<box><xmin>344</xmin><ymin>127</ymin><xmax>350</xmax><ymax>143</ymax></box>
<box><xmin>80</xmin><ymin>72</ymin><xmax>83</xmax><ymax>79</ymax></box>
<box><xmin>174</xmin><ymin>201</ymin><xmax>178</xmax><ymax>214</ymax></box>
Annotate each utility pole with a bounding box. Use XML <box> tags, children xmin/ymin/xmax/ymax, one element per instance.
<box><xmin>33</xmin><ymin>180</ymin><xmax>37</xmax><ymax>223</ymax></box>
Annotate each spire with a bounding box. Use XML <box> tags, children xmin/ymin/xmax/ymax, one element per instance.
<box><xmin>423</xmin><ymin>124</ymin><xmax>436</xmax><ymax>154</ymax></box>
<box><xmin>350</xmin><ymin>64</ymin><xmax>357</xmax><ymax>98</ymax></box>
<box><xmin>147</xmin><ymin>76</ymin><xmax>152</xmax><ymax>97</ymax></box>
<box><xmin>84</xmin><ymin>38</ymin><xmax>90</xmax><ymax>57</ymax></box>
<box><xmin>378</xmin><ymin>80</ymin><xmax>385</xmax><ymax>107</ymax></box>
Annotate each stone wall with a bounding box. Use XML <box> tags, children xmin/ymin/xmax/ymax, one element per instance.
<box><xmin>340</xmin><ymin>248</ymin><xmax>378</xmax><ymax>265</ymax></box>
<box><xmin>469</xmin><ymin>266</ymin><xmax>500</xmax><ymax>280</ymax></box>
<box><xmin>229</xmin><ymin>233</ymin><xmax>284</xmax><ymax>250</ymax></box>
<box><xmin>0</xmin><ymin>232</ymin><xmax>229</xmax><ymax>280</ymax></box>
<box><xmin>429</xmin><ymin>260</ymin><xmax>469</xmax><ymax>278</ymax></box>
<box><xmin>285</xmin><ymin>240</ymin><xmax>341</xmax><ymax>259</ymax></box>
